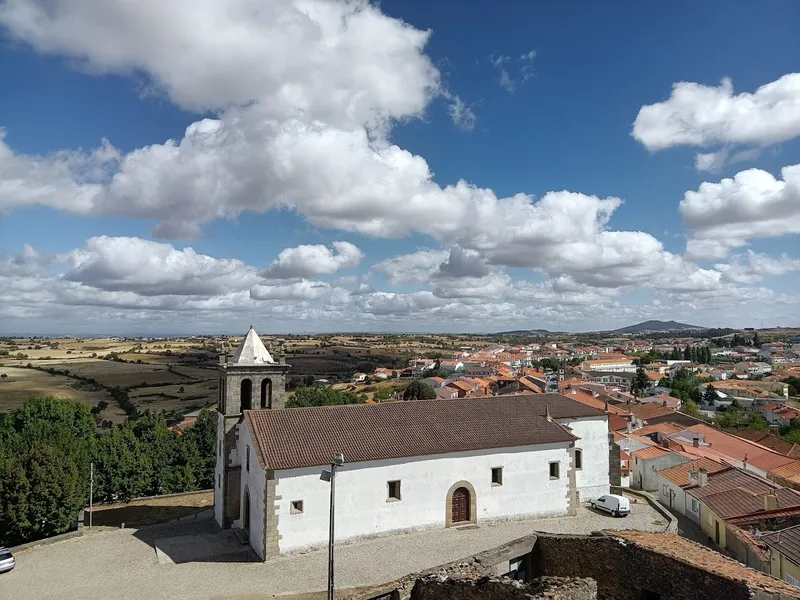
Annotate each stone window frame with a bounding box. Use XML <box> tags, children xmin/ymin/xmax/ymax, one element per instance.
<box><xmin>574</xmin><ymin>448</ymin><xmax>583</xmax><ymax>470</ymax></box>
<box><xmin>549</xmin><ymin>461</ymin><xmax>560</xmax><ymax>480</ymax></box>
<box><xmin>387</xmin><ymin>480</ymin><xmax>401</xmax><ymax>502</ymax></box>
<box><xmin>491</xmin><ymin>466</ymin><xmax>503</xmax><ymax>486</ymax></box>
<box><xmin>290</xmin><ymin>500</ymin><xmax>304</xmax><ymax>514</ymax></box>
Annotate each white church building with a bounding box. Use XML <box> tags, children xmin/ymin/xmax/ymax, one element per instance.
<box><xmin>215</xmin><ymin>328</ymin><xmax>611</xmax><ymax>560</ymax></box>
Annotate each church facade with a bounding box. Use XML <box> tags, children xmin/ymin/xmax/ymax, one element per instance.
<box><xmin>215</xmin><ymin>328</ymin><xmax>610</xmax><ymax>560</ymax></box>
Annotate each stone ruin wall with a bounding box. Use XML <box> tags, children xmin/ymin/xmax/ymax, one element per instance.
<box><xmin>347</xmin><ymin>532</ymin><xmax>800</xmax><ymax>600</ymax></box>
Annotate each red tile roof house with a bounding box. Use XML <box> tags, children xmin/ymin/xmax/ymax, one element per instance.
<box><xmin>232</xmin><ymin>393</ymin><xmax>611</xmax><ymax>560</ymax></box>
<box><xmin>656</xmin><ymin>458</ymin><xmax>727</xmax><ymax>518</ymax></box>
<box><xmin>685</xmin><ymin>467</ymin><xmax>800</xmax><ymax>555</ymax></box>
<box><xmin>640</xmin><ymin>393</ymin><xmax>681</xmax><ymax>409</ymax></box>
<box><xmin>631</xmin><ymin>445</ymin><xmax>692</xmax><ymax>492</ymax></box>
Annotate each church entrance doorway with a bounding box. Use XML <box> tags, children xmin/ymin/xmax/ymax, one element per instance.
<box><xmin>451</xmin><ymin>487</ymin><xmax>471</xmax><ymax>524</ymax></box>
<box><xmin>243</xmin><ymin>487</ymin><xmax>251</xmax><ymax>539</ymax></box>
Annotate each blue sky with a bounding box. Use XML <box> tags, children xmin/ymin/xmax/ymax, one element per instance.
<box><xmin>0</xmin><ymin>0</ymin><xmax>799</xmax><ymax>334</ymax></box>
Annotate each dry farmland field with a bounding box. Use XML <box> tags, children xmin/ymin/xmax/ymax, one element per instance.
<box><xmin>0</xmin><ymin>366</ymin><xmax>127</xmax><ymax>421</ymax></box>
<box><xmin>0</xmin><ymin>336</ymin><xmax>221</xmax><ymax>422</ymax></box>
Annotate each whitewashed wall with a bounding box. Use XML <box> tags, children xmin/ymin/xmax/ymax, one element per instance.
<box><xmin>233</xmin><ymin>423</ymin><xmax>267</xmax><ymax>560</ymax></box>
<box><xmin>657</xmin><ymin>473</ymin><xmax>688</xmax><ymax>516</ymax></box>
<box><xmin>562</xmin><ymin>416</ymin><xmax>609</xmax><ymax>501</ymax></box>
<box><xmin>634</xmin><ymin>453</ymin><xmax>690</xmax><ymax>491</ymax></box>
<box><xmin>275</xmin><ymin>443</ymin><xmax>572</xmax><ymax>553</ymax></box>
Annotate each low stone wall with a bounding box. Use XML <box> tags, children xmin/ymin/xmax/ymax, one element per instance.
<box><xmin>531</xmin><ymin>533</ymin><xmax>792</xmax><ymax>600</ymax></box>
<box><xmin>409</xmin><ymin>575</ymin><xmax>597</xmax><ymax>600</ymax></box>
<box><xmin>350</xmin><ymin>531</ymin><xmax>800</xmax><ymax>600</ymax></box>
<box><xmin>610</xmin><ymin>485</ymin><xmax>677</xmax><ymax>532</ymax></box>
<box><xmin>10</xmin><ymin>527</ymin><xmax>83</xmax><ymax>554</ymax></box>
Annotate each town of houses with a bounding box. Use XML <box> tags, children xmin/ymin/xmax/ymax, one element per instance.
<box><xmin>342</xmin><ymin>333</ymin><xmax>800</xmax><ymax>582</ymax></box>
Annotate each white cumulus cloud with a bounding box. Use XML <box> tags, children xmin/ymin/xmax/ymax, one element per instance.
<box><xmin>262</xmin><ymin>241</ymin><xmax>364</xmax><ymax>279</ymax></box>
<box><xmin>633</xmin><ymin>74</ymin><xmax>800</xmax><ymax>170</ymax></box>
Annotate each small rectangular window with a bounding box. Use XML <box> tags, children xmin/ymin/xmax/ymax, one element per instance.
<box><xmin>549</xmin><ymin>461</ymin><xmax>560</xmax><ymax>480</ymax></box>
<box><xmin>291</xmin><ymin>500</ymin><xmax>304</xmax><ymax>514</ymax></box>
<box><xmin>246</xmin><ymin>446</ymin><xmax>250</xmax><ymax>472</ymax></box>
<box><xmin>218</xmin><ymin>440</ymin><xmax>222</xmax><ymax>457</ymax></box>
<box><xmin>491</xmin><ymin>467</ymin><xmax>503</xmax><ymax>486</ymax></box>
<box><xmin>217</xmin><ymin>474</ymin><xmax>221</xmax><ymax>489</ymax></box>
<box><xmin>388</xmin><ymin>480</ymin><xmax>401</xmax><ymax>501</ymax></box>
<box><xmin>575</xmin><ymin>449</ymin><xmax>583</xmax><ymax>470</ymax></box>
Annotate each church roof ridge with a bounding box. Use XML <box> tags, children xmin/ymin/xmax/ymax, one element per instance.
<box><xmin>244</xmin><ymin>393</ymin><xmax>598</xmax><ymax>471</ymax></box>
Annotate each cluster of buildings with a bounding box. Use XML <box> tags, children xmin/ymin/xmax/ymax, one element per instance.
<box><xmin>214</xmin><ymin>328</ymin><xmax>611</xmax><ymax>562</ymax></box>
<box><xmin>210</xmin><ymin>327</ymin><xmax>800</xmax><ymax>592</ymax></box>
<box><xmin>601</xmin><ymin>397</ymin><xmax>800</xmax><ymax>584</ymax></box>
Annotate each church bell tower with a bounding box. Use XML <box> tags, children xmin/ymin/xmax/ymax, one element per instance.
<box><xmin>215</xmin><ymin>326</ymin><xmax>290</xmax><ymax>529</ymax></box>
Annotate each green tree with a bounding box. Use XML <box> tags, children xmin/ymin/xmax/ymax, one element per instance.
<box><xmin>286</xmin><ymin>386</ymin><xmax>367</xmax><ymax>408</ymax></box>
<box><xmin>683</xmin><ymin>345</ymin><xmax>692</xmax><ymax>361</ymax></box>
<box><xmin>183</xmin><ymin>409</ymin><xmax>217</xmax><ymax>489</ymax></box>
<box><xmin>0</xmin><ymin>397</ymin><xmax>95</xmax><ymax>545</ymax></box>
<box><xmin>753</xmin><ymin>331</ymin><xmax>761</xmax><ymax>348</ymax></box>
<box><xmin>632</xmin><ymin>366</ymin><xmax>649</xmax><ymax>398</ymax></box>
<box><xmin>682</xmin><ymin>399</ymin><xmax>701</xmax><ymax>418</ymax></box>
<box><xmin>92</xmin><ymin>424</ymin><xmax>151</xmax><ymax>502</ymax></box>
<box><xmin>702</xmin><ymin>385</ymin><xmax>717</xmax><ymax>406</ymax></box>
<box><xmin>403</xmin><ymin>379</ymin><xmax>438</xmax><ymax>400</ymax></box>
<box><xmin>129</xmin><ymin>411</ymin><xmax>195</xmax><ymax>495</ymax></box>
<box><xmin>783</xmin><ymin>377</ymin><xmax>800</xmax><ymax>397</ymax></box>
<box><xmin>748</xmin><ymin>414</ymin><xmax>769</xmax><ymax>431</ymax></box>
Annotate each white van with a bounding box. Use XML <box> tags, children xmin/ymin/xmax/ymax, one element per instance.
<box><xmin>0</xmin><ymin>547</ymin><xmax>15</xmax><ymax>573</ymax></box>
<box><xmin>589</xmin><ymin>494</ymin><xmax>630</xmax><ymax>517</ymax></box>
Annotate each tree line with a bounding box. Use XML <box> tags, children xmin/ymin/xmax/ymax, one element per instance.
<box><xmin>0</xmin><ymin>397</ymin><xmax>216</xmax><ymax>546</ymax></box>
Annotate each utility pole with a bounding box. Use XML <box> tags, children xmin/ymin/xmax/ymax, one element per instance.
<box><xmin>324</xmin><ymin>452</ymin><xmax>345</xmax><ymax>600</ymax></box>
<box><xmin>89</xmin><ymin>462</ymin><xmax>94</xmax><ymax>530</ymax></box>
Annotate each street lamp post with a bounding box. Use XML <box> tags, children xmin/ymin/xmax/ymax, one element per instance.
<box><xmin>323</xmin><ymin>452</ymin><xmax>345</xmax><ymax>600</ymax></box>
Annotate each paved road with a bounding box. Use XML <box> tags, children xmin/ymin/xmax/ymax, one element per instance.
<box><xmin>3</xmin><ymin>503</ymin><xmax>665</xmax><ymax>600</ymax></box>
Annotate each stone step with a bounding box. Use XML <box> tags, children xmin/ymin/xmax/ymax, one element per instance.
<box><xmin>233</xmin><ymin>528</ymin><xmax>250</xmax><ymax>545</ymax></box>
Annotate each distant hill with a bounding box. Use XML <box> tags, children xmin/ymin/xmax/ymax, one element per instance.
<box><xmin>496</xmin><ymin>329</ymin><xmax>565</xmax><ymax>335</ymax></box>
<box><xmin>610</xmin><ymin>320</ymin><xmax>706</xmax><ymax>334</ymax></box>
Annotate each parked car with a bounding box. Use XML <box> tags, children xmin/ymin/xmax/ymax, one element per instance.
<box><xmin>0</xmin><ymin>547</ymin><xmax>15</xmax><ymax>573</ymax></box>
<box><xmin>589</xmin><ymin>494</ymin><xmax>630</xmax><ymax>517</ymax></box>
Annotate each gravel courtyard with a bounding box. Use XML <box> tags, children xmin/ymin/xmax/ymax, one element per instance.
<box><xmin>3</xmin><ymin>502</ymin><xmax>666</xmax><ymax>600</ymax></box>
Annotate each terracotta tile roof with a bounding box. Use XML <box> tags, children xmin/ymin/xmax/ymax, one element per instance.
<box><xmin>628</xmin><ymin>403</ymin><xmax>677</xmax><ymax>420</ymax></box>
<box><xmin>686</xmin><ymin>424</ymin><xmax>797</xmax><ymax>473</ymax></box>
<box><xmin>685</xmin><ymin>468</ymin><xmax>800</xmax><ymax>519</ymax></box>
<box><xmin>632</xmin><ymin>446</ymin><xmax>672</xmax><ymax>460</ymax></box>
<box><xmin>636</xmin><ymin>422</ymin><xmax>685</xmax><ymax>437</ymax></box>
<box><xmin>718</xmin><ymin>487</ymin><xmax>800</xmax><ymax>519</ymax></box>
<box><xmin>244</xmin><ymin>394</ymin><xmax>593</xmax><ymax>470</ymax></box>
<box><xmin>657</xmin><ymin>458</ymin><xmax>727</xmax><ymax>487</ymax></box>
<box><xmin>608</xmin><ymin>413</ymin><xmax>629</xmax><ymax>432</ymax></box>
<box><xmin>609</xmin><ymin>531</ymin><xmax>800</xmax><ymax>598</ymax></box>
<box><xmin>762</xmin><ymin>524</ymin><xmax>800</xmax><ymax>566</ymax></box>
<box><xmin>445</xmin><ymin>380</ymin><xmax>473</xmax><ymax>392</ymax></box>
<box><xmin>771</xmin><ymin>460</ymin><xmax>800</xmax><ymax>482</ymax></box>
<box><xmin>733</xmin><ymin>429</ymin><xmax>799</xmax><ymax>457</ymax></box>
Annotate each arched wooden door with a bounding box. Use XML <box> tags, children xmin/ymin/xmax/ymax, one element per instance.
<box><xmin>243</xmin><ymin>487</ymin><xmax>251</xmax><ymax>537</ymax></box>
<box><xmin>451</xmin><ymin>487</ymin><xmax>471</xmax><ymax>524</ymax></box>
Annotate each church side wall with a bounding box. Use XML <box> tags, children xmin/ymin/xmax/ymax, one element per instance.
<box><xmin>563</xmin><ymin>416</ymin><xmax>610</xmax><ymax>501</ymax></box>
<box><xmin>233</xmin><ymin>423</ymin><xmax>267</xmax><ymax>560</ymax></box>
<box><xmin>274</xmin><ymin>443</ymin><xmax>572</xmax><ymax>554</ymax></box>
